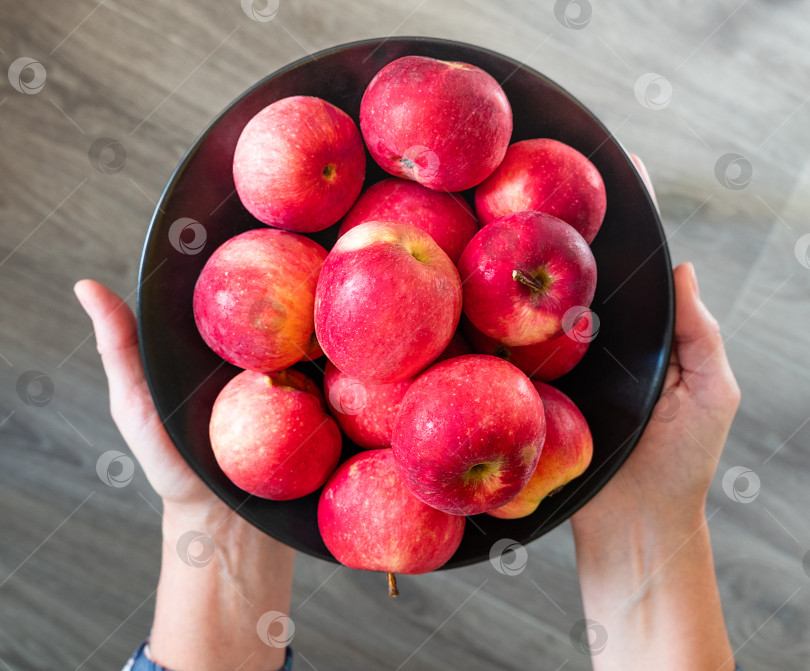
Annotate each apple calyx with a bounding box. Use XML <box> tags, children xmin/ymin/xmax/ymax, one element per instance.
<box><xmin>322</xmin><ymin>163</ymin><xmax>337</xmax><ymax>180</ymax></box>
<box><xmin>462</xmin><ymin>460</ymin><xmax>502</xmax><ymax>487</ymax></box>
<box><xmin>512</xmin><ymin>268</ymin><xmax>552</xmax><ymax>294</ymax></box>
<box><xmin>387</xmin><ymin>572</ymin><xmax>399</xmax><ymax>597</ymax></box>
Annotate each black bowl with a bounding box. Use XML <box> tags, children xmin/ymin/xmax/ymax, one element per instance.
<box><xmin>137</xmin><ymin>37</ymin><xmax>673</xmax><ymax>568</ymax></box>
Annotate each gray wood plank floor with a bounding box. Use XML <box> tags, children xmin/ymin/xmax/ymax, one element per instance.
<box><xmin>1</xmin><ymin>1</ymin><xmax>809</xmax><ymax>669</ymax></box>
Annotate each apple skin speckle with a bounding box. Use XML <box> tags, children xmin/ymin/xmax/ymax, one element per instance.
<box><xmin>314</xmin><ymin>221</ymin><xmax>462</xmax><ymax>384</ymax></box>
<box><xmin>209</xmin><ymin>368</ymin><xmax>342</xmax><ymax>500</ymax></box>
<box><xmin>488</xmin><ymin>382</ymin><xmax>593</xmax><ymax>519</ymax></box>
<box><xmin>233</xmin><ymin>96</ymin><xmax>365</xmax><ymax>233</ymax></box>
<box><xmin>458</xmin><ymin>211</ymin><xmax>597</xmax><ymax>347</ymax></box>
<box><xmin>359</xmin><ymin>56</ymin><xmax>512</xmax><ymax>192</ymax></box>
<box><xmin>336</xmin><ymin>178</ymin><xmax>478</xmax><ymax>264</ymax></box>
<box><xmin>475</xmin><ymin>138</ymin><xmax>607</xmax><ymax>244</ymax></box>
<box><xmin>392</xmin><ymin>354</ymin><xmax>546</xmax><ymax>516</ymax></box>
<box><xmin>193</xmin><ymin>229</ymin><xmax>328</xmax><ymax>373</ymax></box>
<box><xmin>318</xmin><ymin>449</ymin><xmax>465</xmax><ymax>574</ymax></box>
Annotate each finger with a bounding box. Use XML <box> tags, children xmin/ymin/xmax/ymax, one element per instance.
<box><xmin>74</xmin><ymin>279</ymin><xmax>144</xmax><ymax>394</ymax></box>
<box><xmin>672</xmin><ymin>263</ymin><xmax>736</xmax><ymax>387</ymax></box>
<box><xmin>629</xmin><ymin>153</ymin><xmax>659</xmax><ymax>213</ymax></box>
<box><xmin>73</xmin><ymin>280</ymin><xmax>165</xmax><ymax>444</ymax></box>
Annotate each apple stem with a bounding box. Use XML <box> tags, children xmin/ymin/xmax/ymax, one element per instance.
<box><xmin>512</xmin><ymin>269</ymin><xmax>545</xmax><ymax>293</ymax></box>
<box><xmin>387</xmin><ymin>572</ymin><xmax>399</xmax><ymax>597</ymax></box>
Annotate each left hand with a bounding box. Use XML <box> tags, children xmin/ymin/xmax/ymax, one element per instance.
<box><xmin>75</xmin><ymin>279</ymin><xmax>219</xmax><ymax>510</ymax></box>
<box><xmin>76</xmin><ymin>279</ymin><xmax>295</xmax><ymax>671</ymax></box>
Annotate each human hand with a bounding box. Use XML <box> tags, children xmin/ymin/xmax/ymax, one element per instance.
<box><xmin>568</xmin><ymin>158</ymin><xmax>739</xmax><ymax>671</ymax></box>
<box><xmin>571</xmin><ymin>213</ymin><xmax>740</xmax><ymax>541</ymax></box>
<box><xmin>74</xmin><ymin>279</ymin><xmax>219</xmax><ymax>509</ymax></box>
<box><xmin>75</xmin><ymin>280</ymin><xmax>295</xmax><ymax>671</ymax></box>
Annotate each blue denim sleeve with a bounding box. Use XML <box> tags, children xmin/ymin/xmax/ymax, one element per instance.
<box><xmin>124</xmin><ymin>641</ymin><xmax>733</xmax><ymax>671</ymax></box>
<box><xmin>124</xmin><ymin>641</ymin><xmax>294</xmax><ymax>670</ymax></box>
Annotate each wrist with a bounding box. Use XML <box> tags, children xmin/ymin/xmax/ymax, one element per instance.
<box><xmin>161</xmin><ymin>496</ymin><xmax>249</xmax><ymax>540</ymax></box>
<box><xmin>573</xmin><ymin>503</ymin><xmax>710</xmax><ymax>593</ymax></box>
<box><xmin>152</xmin><ymin>499</ymin><xmax>295</xmax><ymax>671</ymax></box>
<box><xmin>161</xmin><ymin>498</ymin><xmax>291</xmax><ymax>576</ymax></box>
<box><xmin>573</xmin><ymin>507</ymin><xmax>734</xmax><ymax>670</ymax></box>
<box><xmin>573</xmin><ymin>506</ymin><xmax>709</xmax><ymax>588</ymax></box>
<box><xmin>571</xmin><ymin>490</ymin><xmax>708</xmax><ymax>556</ymax></box>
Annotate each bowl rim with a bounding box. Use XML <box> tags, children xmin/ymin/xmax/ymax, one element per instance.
<box><xmin>137</xmin><ymin>35</ymin><xmax>674</xmax><ymax>568</ymax></box>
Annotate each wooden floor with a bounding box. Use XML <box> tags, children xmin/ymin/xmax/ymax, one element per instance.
<box><xmin>2</xmin><ymin>1</ymin><xmax>809</xmax><ymax>669</ymax></box>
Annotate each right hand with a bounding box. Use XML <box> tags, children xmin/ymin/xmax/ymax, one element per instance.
<box><xmin>572</xmin><ymin>261</ymin><xmax>741</xmax><ymax>540</ymax></box>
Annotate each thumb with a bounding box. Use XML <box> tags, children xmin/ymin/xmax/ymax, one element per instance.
<box><xmin>74</xmin><ymin>279</ymin><xmax>144</xmax><ymax>393</ymax></box>
<box><xmin>672</xmin><ymin>263</ymin><xmax>736</xmax><ymax>386</ymax></box>
<box><xmin>75</xmin><ymin>280</ymin><xmax>206</xmax><ymax>504</ymax></box>
<box><xmin>73</xmin><ymin>279</ymin><xmax>158</xmax><ymax>441</ymax></box>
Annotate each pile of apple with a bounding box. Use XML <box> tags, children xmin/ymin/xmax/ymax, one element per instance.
<box><xmin>193</xmin><ymin>56</ymin><xmax>605</xmax><ymax>595</ymax></box>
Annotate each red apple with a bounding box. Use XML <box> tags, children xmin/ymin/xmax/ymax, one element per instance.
<box><xmin>475</xmin><ymin>139</ymin><xmax>607</xmax><ymax>244</ymax></box>
<box><xmin>461</xmin><ymin>312</ymin><xmax>593</xmax><ymax>381</ymax></box>
<box><xmin>488</xmin><ymin>382</ymin><xmax>593</xmax><ymax>519</ymax></box>
<box><xmin>314</xmin><ymin>221</ymin><xmax>462</xmax><ymax>384</ymax></box>
<box><xmin>210</xmin><ymin>369</ymin><xmax>342</xmax><ymax>500</ymax></box>
<box><xmin>324</xmin><ymin>361</ymin><xmax>413</xmax><ymax>450</ymax></box>
<box><xmin>193</xmin><ymin>228</ymin><xmax>327</xmax><ymax>372</ymax></box>
<box><xmin>322</xmin><ymin>331</ymin><xmax>471</xmax><ymax>450</ymax></box>
<box><xmin>338</xmin><ymin>178</ymin><xmax>478</xmax><ymax>264</ymax></box>
<box><xmin>360</xmin><ymin>56</ymin><xmax>512</xmax><ymax>192</ymax></box>
<box><xmin>392</xmin><ymin>354</ymin><xmax>546</xmax><ymax>516</ymax></box>
<box><xmin>458</xmin><ymin>211</ymin><xmax>597</xmax><ymax>347</ymax></box>
<box><xmin>319</xmin><ymin>449</ymin><xmax>465</xmax><ymax>595</ymax></box>
<box><xmin>233</xmin><ymin>96</ymin><xmax>365</xmax><ymax>233</ymax></box>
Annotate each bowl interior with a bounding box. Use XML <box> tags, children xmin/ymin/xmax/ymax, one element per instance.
<box><xmin>137</xmin><ymin>37</ymin><xmax>673</xmax><ymax>569</ymax></box>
